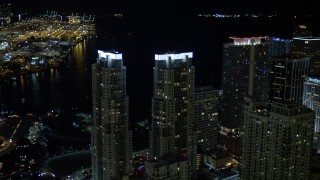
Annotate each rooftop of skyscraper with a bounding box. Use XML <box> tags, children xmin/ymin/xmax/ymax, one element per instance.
<box><xmin>293</xmin><ymin>37</ymin><xmax>320</xmax><ymax>40</ymax></box>
<box><xmin>271</xmin><ymin>101</ymin><xmax>314</xmax><ymax>114</ymax></box>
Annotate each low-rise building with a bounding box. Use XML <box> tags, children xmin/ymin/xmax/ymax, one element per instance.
<box><xmin>145</xmin><ymin>155</ymin><xmax>189</xmax><ymax>180</ymax></box>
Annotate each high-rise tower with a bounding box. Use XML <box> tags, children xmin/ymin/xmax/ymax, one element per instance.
<box><xmin>241</xmin><ymin>100</ymin><xmax>314</xmax><ymax>179</ymax></box>
<box><xmin>149</xmin><ymin>52</ymin><xmax>196</xmax><ymax>173</ymax></box>
<box><xmin>303</xmin><ymin>76</ymin><xmax>320</xmax><ymax>132</ymax></box>
<box><xmin>91</xmin><ymin>50</ymin><xmax>132</xmax><ymax>180</ymax></box>
<box><xmin>267</xmin><ymin>37</ymin><xmax>291</xmax><ymax>57</ymax></box>
<box><xmin>221</xmin><ymin>37</ymin><xmax>270</xmax><ymax>132</ymax></box>
<box><xmin>291</xmin><ymin>37</ymin><xmax>320</xmax><ymax>75</ymax></box>
<box><xmin>194</xmin><ymin>86</ymin><xmax>220</xmax><ymax>152</ymax></box>
<box><xmin>270</xmin><ymin>55</ymin><xmax>310</xmax><ymax>104</ymax></box>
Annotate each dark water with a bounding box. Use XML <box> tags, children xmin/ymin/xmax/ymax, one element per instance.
<box><xmin>0</xmin><ymin>38</ymin><xmax>96</xmax><ymax>114</ymax></box>
<box><xmin>0</xmin><ymin>15</ymin><xmax>318</xmax><ymax>149</ymax></box>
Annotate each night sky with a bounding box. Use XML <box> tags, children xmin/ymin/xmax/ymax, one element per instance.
<box><xmin>10</xmin><ymin>0</ymin><xmax>320</xmax><ymax>17</ymax></box>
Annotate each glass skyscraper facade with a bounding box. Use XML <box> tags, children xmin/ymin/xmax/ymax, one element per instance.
<box><xmin>221</xmin><ymin>37</ymin><xmax>270</xmax><ymax>132</ymax></box>
<box><xmin>303</xmin><ymin>76</ymin><xmax>320</xmax><ymax>132</ymax></box>
<box><xmin>270</xmin><ymin>56</ymin><xmax>310</xmax><ymax>104</ymax></box>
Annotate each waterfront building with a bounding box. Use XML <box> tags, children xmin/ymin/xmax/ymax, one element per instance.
<box><xmin>303</xmin><ymin>76</ymin><xmax>320</xmax><ymax>132</ymax></box>
<box><xmin>291</xmin><ymin>37</ymin><xmax>320</xmax><ymax>75</ymax></box>
<box><xmin>270</xmin><ymin>55</ymin><xmax>310</xmax><ymax>104</ymax></box>
<box><xmin>194</xmin><ymin>86</ymin><xmax>220</xmax><ymax>152</ymax></box>
<box><xmin>149</xmin><ymin>52</ymin><xmax>197</xmax><ymax>177</ymax></box>
<box><xmin>241</xmin><ymin>100</ymin><xmax>314</xmax><ymax>179</ymax></box>
<box><xmin>221</xmin><ymin>36</ymin><xmax>270</xmax><ymax>133</ymax></box>
<box><xmin>91</xmin><ymin>50</ymin><xmax>132</xmax><ymax>180</ymax></box>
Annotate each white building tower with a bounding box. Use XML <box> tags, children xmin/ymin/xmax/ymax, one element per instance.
<box><xmin>91</xmin><ymin>50</ymin><xmax>132</xmax><ymax>180</ymax></box>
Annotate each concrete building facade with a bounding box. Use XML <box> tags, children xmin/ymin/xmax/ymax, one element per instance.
<box><xmin>91</xmin><ymin>50</ymin><xmax>132</xmax><ymax>180</ymax></box>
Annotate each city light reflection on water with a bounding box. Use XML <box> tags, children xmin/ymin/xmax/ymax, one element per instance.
<box><xmin>0</xmin><ymin>37</ymin><xmax>97</xmax><ymax>114</ymax></box>
<box><xmin>72</xmin><ymin>38</ymin><xmax>86</xmax><ymax>82</ymax></box>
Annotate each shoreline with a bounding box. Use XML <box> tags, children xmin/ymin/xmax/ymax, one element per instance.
<box><xmin>0</xmin><ymin>59</ymin><xmax>66</xmax><ymax>82</ymax></box>
<box><xmin>0</xmin><ymin>17</ymin><xmax>96</xmax><ymax>82</ymax></box>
